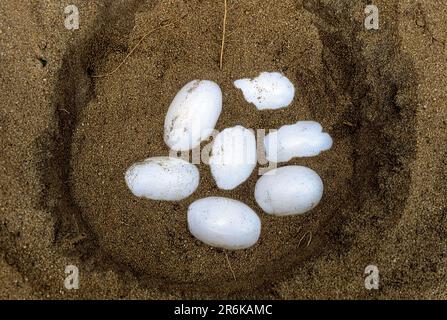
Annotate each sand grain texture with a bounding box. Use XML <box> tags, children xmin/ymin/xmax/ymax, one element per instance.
<box><xmin>0</xmin><ymin>0</ymin><xmax>446</xmax><ymax>299</ymax></box>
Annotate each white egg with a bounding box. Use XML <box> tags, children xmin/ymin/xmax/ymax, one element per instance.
<box><xmin>187</xmin><ymin>197</ymin><xmax>261</xmax><ymax>250</ymax></box>
<box><xmin>264</xmin><ymin>121</ymin><xmax>333</xmax><ymax>162</ymax></box>
<box><xmin>164</xmin><ymin>80</ymin><xmax>222</xmax><ymax>151</ymax></box>
<box><xmin>234</xmin><ymin>72</ymin><xmax>295</xmax><ymax>110</ymax></box>
<box><xmin>254</xmin><ymin>166</ymin><xmax>323</xmax><ymax>216</ymax></box>
<box><xmin>209</xmin><ymin>125</ymin><xmax>257</xmax><ymax>190</ymax></box>
<box><xmin>125</xmin><ymin>157</ymin><xmax>199</xmax><ymax>201</ymax></box>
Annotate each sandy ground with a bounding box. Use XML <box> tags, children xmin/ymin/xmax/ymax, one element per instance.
<box><xmin>0</xmin><ymin>0</ymin><xmax>446</xmax><ymax>299</ymax></box>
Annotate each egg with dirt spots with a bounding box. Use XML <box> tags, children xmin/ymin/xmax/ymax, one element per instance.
<box><xmin>187</xmin><ymin>197</ymin><xmax>261</xmax><ymax>250</ymax></box>
<box><xmin>124</xmin><ymin>156</ymin><xmax>199</xmax><ymax>201</ymax></box>
<box><xmin>234</xmin><ymin>72</ymin><xmax>295</xmax><ymax>110</ymax></box>
<box><xmin>164</xmin><ymin>80</ymin><xmax>222</xmax><ymax>151</ymax></box>
<box><xmin>254</xmin><ymin>166</ymin><xmax>323</xmax><ymax>216</ymax></box>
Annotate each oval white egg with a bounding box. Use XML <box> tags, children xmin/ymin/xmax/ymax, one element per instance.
<box><xmin>264</xmin><ymin>121</ymin><xmax>333</xmax><ymax>162</ymax></box>
<box><xmin>187</xmin><ymin>197</ymin><xmax>261</xmax><ymax>250</ymax></box>
<box><xmin>164</xmin><ymin>80</ymin><xmax>222</xmax><ymax>151</ymax></box>
<box><xmin>234</xmin><ymin>72</ymin><xmax>295</xmax><ymax>110</ymax></box>
<box><xmin>254</xmin><ymin>166</ymin><xmax>323</xmax><ymax>216</ymax></box>
<box><xmin>209</xmin><ymin>125</ymin><xmax>257</xmax><ymax>190</ymax></box>
<box><xmin>125</xmin><ymin>156</ymin><xmax>199</xmax><ymax>201</ymax></box>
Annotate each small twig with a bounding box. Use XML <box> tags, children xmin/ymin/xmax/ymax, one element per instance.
<box><xmin>225</xmin><ymin>252</ymin><xmax>236</xmax><ymax>281</ymax></box>
<box><xmin>297</xmin><ymin>233</ymin><xmax>306</xmax><ymax>247</ymax></box>
<box><xmin>298</xmin><ymin>231</ymin><xmax>312</xmax><ymax>248</ymax></box>
<box><xmin>226</xmin><ymin>29</ymin><xmax>237</xmax><ymax>39</ymax></box>
<box><xmin>343</xmin><ymin>120</ymin><xmax>354</xmax><ymax>127</ymax></box>
<box><xmin>219</xmin><ymin>0</ymin><xmax>228</xmax><ymax>70</ymax></box>
<box><xmin>306</xmin><ymin>232</ymin><xmax>313</xmax><ymax>247</ymax></box>
<box><xmin>93</xmin><ymin>18</ymin><xmax>181</xmax><ymax>78</ymax></box>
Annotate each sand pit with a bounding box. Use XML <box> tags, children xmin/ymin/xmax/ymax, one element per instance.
<box><xmin>1</xmin><ymin>0</ymin><xmax>446</xmax><ymax>299</ymax></box>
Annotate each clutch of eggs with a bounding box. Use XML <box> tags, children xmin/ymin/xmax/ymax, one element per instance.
<box><xmin>124</xmin><ymin>74</ymin><xmax>332</xmax><ymax>250</ymax></box>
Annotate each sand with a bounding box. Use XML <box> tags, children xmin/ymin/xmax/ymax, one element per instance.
<box><xmin>0</xmin><ymin>0</ymin><xmax>446</xmax><ymax>299</ymax></box>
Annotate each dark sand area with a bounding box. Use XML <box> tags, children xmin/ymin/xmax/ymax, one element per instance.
<box><xmin>1</xmin><ymin>0</ymin><xmax>446</xmax><ymax>299</ymax></box>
